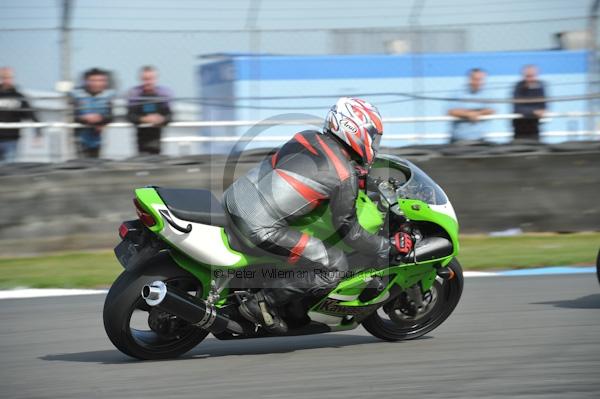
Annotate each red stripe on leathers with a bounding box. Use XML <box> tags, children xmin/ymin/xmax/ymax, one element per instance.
<box><xmin>288</xmin><ymin>233</ymin><xmax>310</xmax><ymax>264</ymax></box>
<box><xmin>294</xmin><ymin>133</ymin><xmax>319</xmax><ymax>155</ymax></box>
<box><xmin>275</xmin><ymin>169</ymin><xmax>326</xmax><ymax>204</ymax></box>
<box><xmin>315</xmin><ymin>135</ymin><xmax>350</xmax><ymax>181</ymax></box>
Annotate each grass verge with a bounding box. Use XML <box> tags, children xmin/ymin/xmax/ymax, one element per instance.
<box><xmin>0</xmin><ymin>233</ymin><xmax>598</xmax><ymax>289</ymax></box>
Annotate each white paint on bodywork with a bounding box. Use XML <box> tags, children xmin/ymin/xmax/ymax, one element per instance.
<box><xmin>153</xmin><ymin>205</ymin><xmax>241</xmax><ymax>266</ymax></box>
<box><xmin>429</xmin><ymin>202</ymin><xmax>458</xmax><ymax>222</ymax></box>
<box><xmin>328</xmin><ymin>293</ymin><xmax>359</xmax><ymax>301</ymax></box>
<box><xmin>308</xmin><ymin>311</ymin><xmax>344</xmax><ymax>326</ymax></box>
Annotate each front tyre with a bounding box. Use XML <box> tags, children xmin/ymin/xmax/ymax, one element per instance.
<box><xmin>103</xmin><ymin>257</ymin><xmax>209</xmax><ymax>360</ymax></box>
<box><xmin>362</xmin><ymin>258</ymin><xmax>463</xmax><ymax>341</ymax></box>
<box><xmin>596</xmin><ymin>250</ymin><xmax>600</xmax><ymax>283</ymax></box>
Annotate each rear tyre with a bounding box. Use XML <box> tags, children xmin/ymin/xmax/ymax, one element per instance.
<box><xmin>103</xmin><ymin>256</ymin><xmax>209</xmax><ymax>360</ymax></box>
<box><xmin>362</xmin><ymin>258</ymin><xmax>463</xmax><ymax>341</ymax></box>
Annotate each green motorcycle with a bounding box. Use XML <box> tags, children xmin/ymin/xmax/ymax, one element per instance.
<box><xmin>103</xmin><ymin>154</ymin><xmax>464</xmax><ymax>360</ymax></box>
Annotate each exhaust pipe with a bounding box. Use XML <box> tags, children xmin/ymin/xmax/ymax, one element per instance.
<box><xmin>141</xmin><ymin>281</ymin><xmax>245</xmax><ymax>335</ymax></box>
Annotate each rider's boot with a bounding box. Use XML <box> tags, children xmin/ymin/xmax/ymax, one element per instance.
<box><xmin>238</xmin><ymin>291</ymin><xmax>288</xmax><ymax>334</ymax></box>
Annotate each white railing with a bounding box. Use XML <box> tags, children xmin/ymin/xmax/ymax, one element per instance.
<box><xmin>0</xmin><ymin>111</ymin><xmax>597</xmax><ymax>131</ymax></box>
<box><xmin>1</xmin><ymin>111</ymin><xmax>598</xmax><ymax>162</ymax></box>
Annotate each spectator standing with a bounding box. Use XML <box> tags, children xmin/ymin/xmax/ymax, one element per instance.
<box><xmin>0</xmin><ymin>67</ymin><xmax>40</xmax><ymax>163</ymax></box>
<box><xmin>126</xmin><ymin>66</ymin><xmax>173</xmax><ymax>155</ymax></box>
<box><xmin>70</xmin><ymin>68</ymin><xmax>114</xmax><ymax>158</ymax></box>
<box><xmin>512</xmin><ymin>65</ymin><xmax>547</xmax><ymax>141</ymax></box>
<box><xmin>447</xmin><ymin>68</ymin><xmax>495</xmax><ymax>143</ymax></box>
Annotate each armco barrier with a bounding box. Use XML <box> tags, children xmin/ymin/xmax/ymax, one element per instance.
<box><xmin>0</xmin><ymin>145</ymin><xmax>599</xmax><ymax>256</ymax></box>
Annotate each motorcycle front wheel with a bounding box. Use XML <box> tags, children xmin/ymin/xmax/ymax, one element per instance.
<box><xmin>596</xmin><ymin>250</ymin><xmax>600</xmax><ymax>283</ymax></box>
<box><xmin>362</xmin><ymin>258</ymin><xmax>463</xmax><ymax>341</ymax></box>
<box><xmin>103</xmin><ymin>256</ymin><xmax>209</xmax><ymax>360</ymax></box>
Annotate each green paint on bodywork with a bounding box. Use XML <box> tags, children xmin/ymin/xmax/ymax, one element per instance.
<box><xmin>356</xmin><ymin>190</ymin><xmax>384</xmax><ymax>234</ymax></box>
<box><xmin>317</xmin><ymin>261</ymin><xmax>438</xmax><ymax>308</ymax></box>
<box><xmin>305</xmin><ymin>262</ymin><xmax>439</xmax><ymax>330</ymax></box>
<box><xmin>131</xmin><ymin>172</ymin><xmax>459</xmax><ymax>325</ymax></box>
<box><xmin>292</xmin><ymin>190</ymin><xmax>383</xmax><ymax>249</ymax></box>
<box><xmin>305</xmin><ymin>264</ymin><xmax>439</xmax><ymax>332</ymax></box>
<box><xmin>134</xmin><ymin>187</ymin><xmax>165</xmax><ymax>233</ymax></box>
<box><xmin>137</xmin><ymin>187</ymin><xmax>270</xmax><ymax>270</ymax></box>
<box><xmin>137</xmin><ymin>185</ymin><xmax>385</xmax><ymax>266</ymax></box>
<box><xmin>399</xmin><ymin>199</ymin><xmax>460</xmax><ymax>260</ymax></box>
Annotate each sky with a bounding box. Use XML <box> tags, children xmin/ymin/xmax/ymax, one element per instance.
<box><xmin>0</xmin><ymin>0</ymin><xmax>594</xmax><ymax>97</ymax></box>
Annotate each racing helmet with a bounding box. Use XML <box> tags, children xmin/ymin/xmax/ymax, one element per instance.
<box><xmin>323</xmin><ymin>97</ymin><xmax>383</xmax><ymax>165</ymax></box>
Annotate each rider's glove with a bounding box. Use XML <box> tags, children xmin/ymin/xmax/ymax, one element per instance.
<box><xmin>389</xmin><ymin>232</ymin><xmax>414</xmax><ymax>263</ymax></box>
<box><xmin>354</xmin><ymin>164</ymin><xmax>368</xmax><ymax>190</ymax></box>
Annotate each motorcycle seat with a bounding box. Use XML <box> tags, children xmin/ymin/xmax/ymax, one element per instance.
<box><xmin>155</xmin><ymin>187</ymin><xmax>228</xmax><ymax>227</ymax></box>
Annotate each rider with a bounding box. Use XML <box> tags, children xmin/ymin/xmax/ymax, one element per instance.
<box><xmin>223</xmin><ymin>97</ymin><xmax>413</xmax><ymax>333</ymax></box>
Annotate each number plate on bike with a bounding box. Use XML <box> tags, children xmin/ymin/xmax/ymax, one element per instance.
<box><xmin>114</xmin><ymin>239</ymin><xmax>139</xmax><ymax>268</ymax></box>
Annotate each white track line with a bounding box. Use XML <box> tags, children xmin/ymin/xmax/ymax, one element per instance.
<box><xmin>0</xmin><ymin>288</ymin><xmax>108</xmax><ymax>300</ymax></box>
<box><xmin>463</xmin><ymin>271</ymin><xmax>498</xmax><ymax>277</ymax></box>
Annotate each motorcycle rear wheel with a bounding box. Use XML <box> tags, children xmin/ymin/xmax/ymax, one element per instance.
<box><xmin>103</xmin><ymin>256</ymin><xmax>209</xmax><ymax>360</ymax></box>
<box><xmin>362</xmin><ymin>258</ymin><xmax>463</xmax><ymax>341</ymax></box>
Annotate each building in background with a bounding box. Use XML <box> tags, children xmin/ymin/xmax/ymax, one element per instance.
<box><xmin>199</xmin><ymin>50</ymin><xmax>589</xmax><ymax>152</ymax></box>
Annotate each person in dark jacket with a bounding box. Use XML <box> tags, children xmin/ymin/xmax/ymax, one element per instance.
<box><xmin>223</xmin><ymin>97</ymin><xmax>411</xmax><ymax>333</ymax></box>
<box><xmin>512</xmin><ymin>65</ymin><xmax>547</xmax><ymax>141</ymax></box>
<box><xmin>0</xmin><ymin>67</ymin><xmax>40</xmax><ymax>163</ymax></box>
<box><xmin>70</xmin><ymin>68</ymin><xmax>114</xmax><ymax>158</ymax></box>
<box><xmin>126</xmin><ymin>66</ymin><xmax>172</xmax><ymax>155</ymax></box>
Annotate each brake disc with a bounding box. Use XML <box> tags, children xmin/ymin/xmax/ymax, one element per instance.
<box><xmin>387</xmin><ymin>285</ymin><xmax>439</xmax><ymax>323</ymax></box>
<box><xmin>148</xmin><ymin>308</ymin><xmax>189</xmax><ymax>339</ymax></box>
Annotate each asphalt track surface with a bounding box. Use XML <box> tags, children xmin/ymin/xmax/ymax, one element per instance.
<box><xmin>1</xmin><ymin>274</ymin><xmax>599</xmax><ymax>399</ymax></box>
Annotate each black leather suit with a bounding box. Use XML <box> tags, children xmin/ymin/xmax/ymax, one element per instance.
<box><xmin>223</xmin><ymin>130</ymin><xmax>390</xmax><ymax>304</ymax></box>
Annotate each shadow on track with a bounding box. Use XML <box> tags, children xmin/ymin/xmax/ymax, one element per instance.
<box><xmin>39</xmin><ymin>332</ymin><xmax>413</xmax><ymax>364</ymax></box>
<box><xmin>533</xmin><ymin>294</ymin><xmax>600</xmax><ymax>309</ymax></box>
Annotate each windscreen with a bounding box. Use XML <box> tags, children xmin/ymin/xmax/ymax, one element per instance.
<box><xmin>397</xmin><ymin>162</ymin><xmax>448</xmax><ymax>205</ymax></box>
